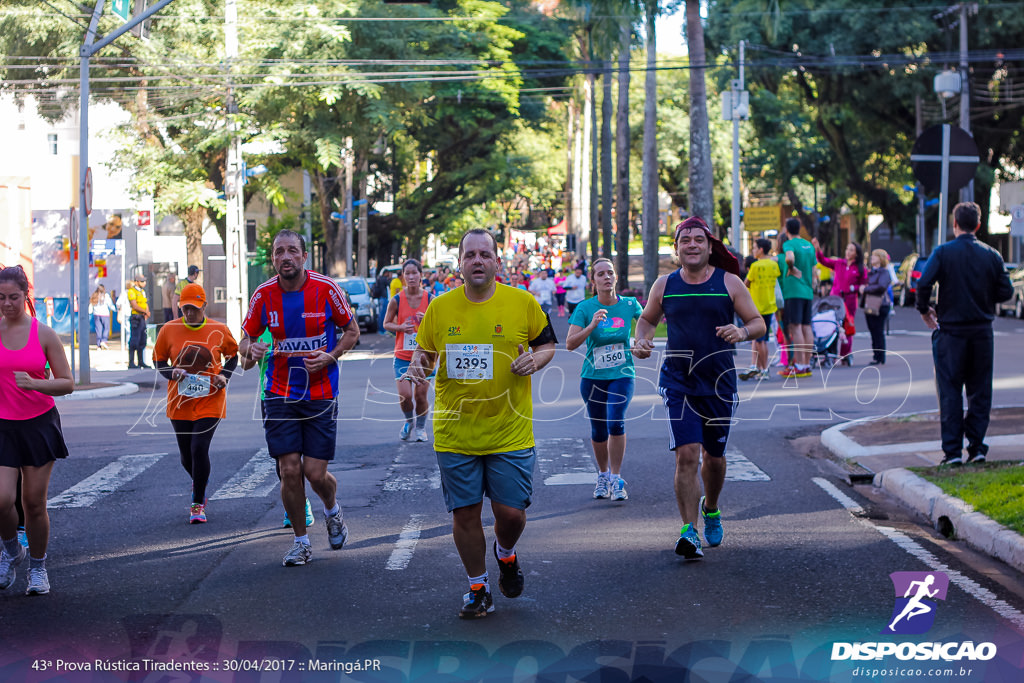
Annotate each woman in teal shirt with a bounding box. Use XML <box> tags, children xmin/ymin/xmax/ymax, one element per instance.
<box><xmin>566</xmin><ymin>258</ymin><xmax>644</xmax><ymax>501</ymax></box>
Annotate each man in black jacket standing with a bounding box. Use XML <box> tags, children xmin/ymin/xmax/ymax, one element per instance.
<box><xmin>917</xmin><ymin>202</ymin><xmax>1014</xmax><ymax>466</ymax></box>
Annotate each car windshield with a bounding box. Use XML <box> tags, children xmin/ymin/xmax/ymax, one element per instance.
<box><xmin>339</xmin><ymin>279</ymin><xmax>366</xmax><ymax>295</ymax></box>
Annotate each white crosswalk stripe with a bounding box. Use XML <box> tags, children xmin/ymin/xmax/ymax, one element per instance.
<box><xmin>48</xmin><ymin>453</ymin><xmax>165</xmax><ymax>508</ymax></box>
<box><xmin>210</xmin><ymin>448</ymin><xmax>279</xmax><ymax>500</ymax></box>
<box><xmin>536</xmin><ymin>438</ymin><xmax>770</xmax><ymax>485</ymax></box>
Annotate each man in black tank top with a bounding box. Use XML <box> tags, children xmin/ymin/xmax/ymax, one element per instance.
<box><xmin>632</xmin><ymin>217</ymin><xmax>765</xmax><ymax>560</ymax></box>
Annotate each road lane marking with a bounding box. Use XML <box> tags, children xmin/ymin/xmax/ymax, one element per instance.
<box><xmin>724</xmin><ymin>449</ymin><xmax>771</xmax><ymax>482</ymax></box>
<box><xmin>812</xmin><ymin>477</ymin><xmax>1024</xmax><ymax>631</ymax></box>
<box><xmin>48</xmin><ymin>454</ymin><xmax>165</xmax><ymax>508</ymax></box>
<box><xmin>386</xmin><ymin>514</ymin><xmax>425</xmax><ymax>571</ymax></box>
<box><xmin>211</xmin><ymin>448</ymin><xmax>279</xmax><ymax>499</ymax></box>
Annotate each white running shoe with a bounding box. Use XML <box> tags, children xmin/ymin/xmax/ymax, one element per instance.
<box><xmin>25</xmin><ymin>567</ymin><xmax>50</xmax><ymax>595</ymax></box>
<box><xmin>282</xmin><ymin>540</ymin><xmax>312</xmax><ymax>566</ymax></box>
<box><xmin>415</xmin><ymin>428</ymin><xmax>428</xmax><ymax>442</ymax></box>
<box><xmin>326</xmin><ymin>512</ymin><xmax>349</xmax><ymax>550</ymax></box>
<box><xmin>0</xmin><ymin>545</ymin><xmax>26</xmax><ymax>590</ymax></box>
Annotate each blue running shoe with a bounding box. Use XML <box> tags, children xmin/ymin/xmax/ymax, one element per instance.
<box><xmin>304</xmin><ymin>498</ymin><xmax>315</xmax><ymax>527</ymax></box>
<box><xmin>700</xmin><ymin>496</ymin><xmax>723</xmax><ymax>547</ymax></box>
<box><xmin>674</xmin><ymin>525</ymin><xmax>704</xmax><ymax>560</ymax></box>
<box><xmin>17</xmin><ymin>527</ymin><xmax>28</xmax><ymax>549</ymax></box>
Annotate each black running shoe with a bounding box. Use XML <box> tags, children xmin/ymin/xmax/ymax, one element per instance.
<box><xmin>493</xmin><ymin>541</ymin><xmax>524</xmax><ymax>598</ymax></box>
<box><xmin>459</xmin><ymin>585</ymin><xmax>494</xmax><ymax>619</ymax></box>
<box><xmin>966</xmin><ymin>451</ymin><xmax>986</xmax><ymax>465</ymax></box>
<box><xmin>940</xmin><ymin>453</ymin><xmax>963</xmax><ymax>467</ymax></box>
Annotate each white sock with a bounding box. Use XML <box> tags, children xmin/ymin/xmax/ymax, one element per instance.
<box><xmin>468</xmin><ymin>572</ymin><xmax>489</xmax><ymax>590</ymax></box>
<box><xmin>324</xmin><ymin>503</ymin><xmax>340</xmax><ymax>518</ymax></box>
<box><xmin>495</xmin><ymin>543</ymin><xmax>515</xmax><ymax>560</ymax></box>
<box><xmin>294</xmin><ymin>534</ymin><xmax>310</xmax><ymax>545</ymax></box>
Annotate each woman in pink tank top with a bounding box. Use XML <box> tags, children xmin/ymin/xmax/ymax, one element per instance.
<box><xmin>0</xmin><ymin>265</ymin><xmax>74</xmax><ymax>596</ymax></box>
<box><xmin>382</xmin><ymin>259</ymin><xmax>434</xmax><ymax>443</ymax></box>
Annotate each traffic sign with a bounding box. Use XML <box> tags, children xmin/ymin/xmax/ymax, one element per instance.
<box><xmin>111</xmin><ymin>0</ymin><xmax>132</xmax><ymax>22</ymax></box>
<box><xmin>1011</xmin><ymin>205</ymin><xmax>1024</xmax><ymax>237</ymax></box>
<box><xmin>910</xmin><ymin>124</ymin><xmax>979</xmax><ymax>195</ymax></box>
<box><xmin>83</xmin><ymin>167</ymin><xmax>93</xmax><ymax>216</ymax></box>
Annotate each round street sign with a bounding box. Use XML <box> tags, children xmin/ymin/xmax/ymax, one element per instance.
<box><xmin>910</xmin><ymin>124</ymin><xmax>979</xmax><ymax>195</ymax></box>
<box><xmin>69</xmin><ymin>207</ymin><xmax>79</xmax><ymax>249</ymax></box>
<box><xmin>83</xmin><ymin>167</ymin><xmax>94</xmax><ymax>216</ymax></box>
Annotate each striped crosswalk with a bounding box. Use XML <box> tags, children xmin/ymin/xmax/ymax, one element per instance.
<box><xmin>45</xmin><ymin>439</ymin><xmax>769</xmax><ymax>510</ymax></box>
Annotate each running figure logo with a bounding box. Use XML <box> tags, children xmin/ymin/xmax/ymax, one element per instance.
<box><xmin>883</xmin><ymin>571</ymin><xmax>949</xmax><ymax>635</ymax></box>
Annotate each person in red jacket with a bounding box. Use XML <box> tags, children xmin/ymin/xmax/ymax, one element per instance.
<box><xmin>812</xmin><ymin>238</ymin><xmax>867</xmax><ymax>364</ymax></box>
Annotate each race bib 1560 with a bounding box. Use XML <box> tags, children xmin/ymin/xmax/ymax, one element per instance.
<box><xmin>593</xmin><ymin>343</ymin><xmax>626</xmax><ymax>370</ymax></box>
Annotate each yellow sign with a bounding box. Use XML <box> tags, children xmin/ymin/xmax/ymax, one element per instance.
<box><xmin>744</xmin><ymin>205</ymin><xmax>783</xmax><ymax>233</ymax></box>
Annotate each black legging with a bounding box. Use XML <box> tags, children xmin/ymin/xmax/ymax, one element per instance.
<box><xmin>864</xmin><ymin>307</ymin><xmax>890</xmax><ymax>363</ymax></box>
<box><xmin>170</xmin><ymin>417</ymin><xmax>220</xmax><ymax>504</ymax></box>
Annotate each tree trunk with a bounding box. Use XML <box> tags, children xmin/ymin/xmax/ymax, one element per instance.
<box><xmin>589</xmin><ymin>67</ymin><xmax>600</xmax><ymax>262</ymax></box>
<box><xmin>615</xmin><ymin>20</ymin><xmax>631</xmax><ymax>291</ymax></box>
<box><xmin>314</xmin><ymin>170</ymin><xmax>345</xmax><ymax>276</ymax></box>
<box><xmin>183</xmin><ymin>207</ymin><xmax>205</xmax><ymax>281</ymax></box>
<box><xmin>601</xmin><ymin>56</ymin><xmax>614</xmax><ymax>259</ymax></box>
<box><xmin>685</xmin><ymin>0</ymin><xmax>715</xmax><ymax>231</ymax></box>
<box><xmin>642</xmin><ymin>2</ymin><xmax>660</xmax><ymax>295</ymax></box>
<box><xmin>565</xmin><ymin>100</ymin><xmax>576</xmax><ymax>250</ymax></box>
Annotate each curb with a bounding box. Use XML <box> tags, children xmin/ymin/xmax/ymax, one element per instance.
<box><xmin>874</xmin><ymin>468</ymin><xmax>1024</xmax><ymax>574</ymax></box>
<box><xmin>58</xmin><ymin>383</ymin><xmax>139</xmax><ymax>401</ymax></box>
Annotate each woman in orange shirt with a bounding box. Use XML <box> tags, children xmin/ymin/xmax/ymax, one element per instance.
<box><xmin>152</xmin><ymin>284</ymin><xmax>238</xmax><ymax>523</ymax></box>
<box><xmin>382</xmin><ymin>259</ymin><xmax>433</xmax><ymax>442</ymax></box>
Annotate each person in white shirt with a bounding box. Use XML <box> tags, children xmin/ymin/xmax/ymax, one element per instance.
<box><xmin>528</xmin><ymin>269</ymin><xmax>557</xmax><ymax>316</ymax></box>
<box><xmin>562</xmin><ymin>266</ymin><xmax>588</xmax><ymax>315</ymax></box>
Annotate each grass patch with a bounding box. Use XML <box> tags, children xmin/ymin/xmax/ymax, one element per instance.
<box><xmin>916</xmin><ymin>463</ymin><xmax>1024</xmax><ymax>535</ymax></box>
<box><xmin>628</xmin><ymin>234</ymin><xmax>675</xmax><ymax>251</ymax></box>
<box><xmin>654</xmin><ymin>321</ymin><xmax>667</xmax><ymax>338</ymax></box>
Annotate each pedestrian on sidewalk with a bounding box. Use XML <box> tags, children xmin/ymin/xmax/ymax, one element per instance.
<box><xmin>566</xmin><ymin>258</ymin><xmax>643</xmax><ymax>502</ymax></box>
<box><xmin>238</xmin><ymin>230</ymin><xmax>360</xmax><ymax>566</ymax></box>
<box><xmin>161</xmin><ymin>273</ymin><xmax>177</xmax><ymax>323</ymax></box>
<box><xmin>812</xmin><ymin>237</ymin><xmax>867</xmax><ymax>364</ymax></box>
<box><xmin>406</xmin><ymin>228</ymin><xmax>557</xmax><ymax>619</ymax></box>
<box><xmin>382</xmin><ymin>258</ymin><xmax>434</xmax><ymax>443</ymax></box>
<box><xmin>916</xmin><ymin>202</ymin><xmax>1013</xmax><ymax>467</ymax></box>
<box><xmin>632</xmin><ymin>217</ymin><xmax>765</xmax><ymax>561</ymax></box>
<box><xmin>126</xmin><ymin>273</ymin><xmax>152</xmax><ymax>369</ymax></box>
<box><xmin>152</xmin><ymin>284</ymin><xmax>239</xmax><ymax>524</ymax></box>
<box><xmin>89</xmin><ymin>283</ymin><xmax>115</xmax><ymax>350</ymax></box>
<box><xmin>0</xmin><ymin>265</ymin><xmax>74</xmax><ymax>596</ymax></box>
<box><xmin>861</xmin><ymin>249</ymin><xmax>893</xmax><ymax>366</ymax></box>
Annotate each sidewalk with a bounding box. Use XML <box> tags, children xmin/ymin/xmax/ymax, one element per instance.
<box><xmin>60</xmin><ymin>340</ymin><xmax>143</xmax><ymax>400</ymax></box>
<box><xmin>821</xmin><ymin>406</ymin><xmax>1024</xmax><ymax>573</ymax></box>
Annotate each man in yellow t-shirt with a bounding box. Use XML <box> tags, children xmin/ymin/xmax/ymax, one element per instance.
<box><xmin>742</xmin><ymin>238</ymin><xmax>782</xmax><ymax>380</ymax></box>
<box><xmin>407</xmin><ymin>229</ymin><xmax>556</xmax><ymax>620</ymax></box>
<box><xmin>126</xmin><ymin>273</ymin><xmax>151</xmax><ymax>368</ymax></box>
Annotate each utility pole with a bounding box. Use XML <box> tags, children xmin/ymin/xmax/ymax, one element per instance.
<box><xmin>78</xmin><ymin>0</ymin><xmax>175</xmax><ymax>384</ymax></box>
<box><xmin>722</xmin><ymin>42</ymin><xmax>749</xmax><ymax>252</ymax></box>
<box><xmin>224</xmin><ymin>0</ymin><xmax>246</xmax><ymax>333</ymax></box>
<box><xmin>958</xmin><ymin>2</ymin><xmax>974</xmax><ymax>203</ymax></box>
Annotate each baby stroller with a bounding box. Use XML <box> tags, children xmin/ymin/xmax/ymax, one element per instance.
<box><xmin>810</xmin><ymin>296</ymin><xmax>847</xmax><ymax>368</ymax></box>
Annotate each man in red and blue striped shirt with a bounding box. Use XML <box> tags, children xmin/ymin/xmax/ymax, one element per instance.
<box><xmin>239</xmin><ymin>230</ymin><xmax>360</xmax><ymax>567</ymax></box>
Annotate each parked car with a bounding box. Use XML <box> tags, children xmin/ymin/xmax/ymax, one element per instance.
<box><xmin>335</xmin><ymin>277</ymin><xmax>377</xmax><ymax>332</ymax></box>
<box><xmin>995</xmin><ymin>264</ymin><xmax>1024</xmax><ymax>318</ymax></box>
<box><xmin>893</xmin><ymin>253</ymin><xmax>937</xmax><ymax>307</ymax></box>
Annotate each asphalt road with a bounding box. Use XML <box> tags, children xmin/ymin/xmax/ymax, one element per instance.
<box><xmin>3</xmin><ymin>306</ymin><xmax>1024</xmax><ymax>682</ymax></box>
